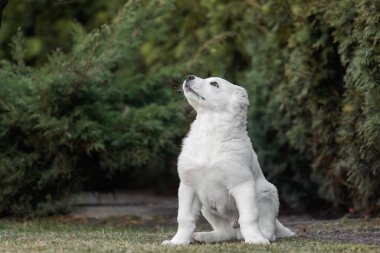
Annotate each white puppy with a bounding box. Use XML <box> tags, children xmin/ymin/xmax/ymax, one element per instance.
<box><xmin>162</xmin><ymin>75</ymin><xmax>294</xmax><ymax>245</ymax></box>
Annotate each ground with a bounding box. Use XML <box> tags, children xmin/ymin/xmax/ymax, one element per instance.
<box><xmin>0</xmin><ymin>216</ymin><xmax>379</xmax><ymax>253</ymax></box>
<box><xmin>1</xmin><ymin>192</ymin><xmax>379</xmax><ymax>252</ymax></box>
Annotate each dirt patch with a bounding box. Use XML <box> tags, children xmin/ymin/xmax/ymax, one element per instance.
<box><xmin>289</xmin><ymin>217</ymin><xmax>380</xmax><ymax>246</ymax></box>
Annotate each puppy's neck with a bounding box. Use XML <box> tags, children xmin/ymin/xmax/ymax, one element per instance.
<box><xmin>193</xmin><ymin>111</ymin><xmax>247</xmax><ymax>134</ymax></box>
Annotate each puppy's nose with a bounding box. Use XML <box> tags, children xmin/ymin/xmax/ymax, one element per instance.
<box><xmin>186</xmin><ymin>75</ymin><xmax>195</xmax><ymax>81</ymax></box>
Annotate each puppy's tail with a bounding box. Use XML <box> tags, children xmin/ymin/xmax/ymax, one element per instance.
<box><xmin>275</xmin><ymin>219</ymin><xmax>295</xmax><ymax>238</ymax></box>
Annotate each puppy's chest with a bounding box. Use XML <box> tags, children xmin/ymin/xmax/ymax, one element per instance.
<box><xmin>178</xmin><ymin>134</ymin><xmax>231</xmax><ymax>193</ymax></box>
<box><xmin>179</xmin><ymin>133</ymin><xmax>222</xmax><ymax>169</ymax></box>
<box><xmin>182</xmin><ymin>166</ymin><xmax>237</xmax><ymax>216</ymax></box>
<box><xmin>178</xmin><ymin>130</ymin><xmax>240</xmax><ymax>218</ymax></box>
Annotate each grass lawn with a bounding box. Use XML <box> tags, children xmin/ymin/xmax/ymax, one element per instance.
<box><xmin>0</xmin><ymin>217</ymin><xmax>379</xmax><ymax>253</ymax></box>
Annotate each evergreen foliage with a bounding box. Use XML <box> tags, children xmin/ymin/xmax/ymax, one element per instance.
<box><xmin>0</xmin><ymin>0</ymin><xmax>186</xmax><ymax>216</ymax></box>
<box><xmin>0</xmin><ymin>0</ymin><xmax>126</xmax><ymax>64</ymax></box>
<box><xmin>0</xmin><ymin>0</ymin><xmax>379</xmax><ymax>216</ymax></box>
<box><xmin>242</xmin><ymin>0</ymin><xmax>380</xmax><ymax>214</ymax></box>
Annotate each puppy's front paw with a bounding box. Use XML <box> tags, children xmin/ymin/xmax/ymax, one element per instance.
<box><xmin>161</xmin><ymin>239</ymin><xmax>190</xmax><ymax>246</ymax></box>
<box><xmin>245</xmin><ymin>237</ymin><xmax>270</xmax><ymax>245</ymax></box>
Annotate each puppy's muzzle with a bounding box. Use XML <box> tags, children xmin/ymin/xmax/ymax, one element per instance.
<box><xmin>186</xmin><ymin>75</ymin><xmax>195</xmax><ymax>81</ymax></box>
<box><xmin>185</xmin><ymin>75</ymin><xmax>195</xmax><ymax>90</ymax></box>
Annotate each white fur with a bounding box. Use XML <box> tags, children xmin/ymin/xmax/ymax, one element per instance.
<box><xmin>162</xmin><ymin>76</ymin><xmax>294</xmax><ymax>245</ymax></box>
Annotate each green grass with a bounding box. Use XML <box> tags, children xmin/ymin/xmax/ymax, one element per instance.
<box><xmin>0</xmin><ymin>218</ymin><xmax>378</xmax><ymax>253</ymax></box>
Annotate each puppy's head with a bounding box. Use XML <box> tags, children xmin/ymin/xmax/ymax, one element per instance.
<box><xmin>183</xmin><ymin>75</ymin><xmax>249</xmax><ymax>122</ymax></box>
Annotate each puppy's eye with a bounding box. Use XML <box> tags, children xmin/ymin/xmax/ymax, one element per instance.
<box><xmin>210</xmin><ymin>81</ymin><xmax>219</xmax><ymax>88</ymax></box>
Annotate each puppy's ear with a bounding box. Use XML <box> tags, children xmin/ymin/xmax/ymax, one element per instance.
<box><xmin>231</xmin><ymin>86</ymin><xmax>249</xmax><ymax>126</ymax></box>
<box><xmin>232</xmin><ymin>86</ymin><xmax>249</xmax><ymax>110</ymax></box>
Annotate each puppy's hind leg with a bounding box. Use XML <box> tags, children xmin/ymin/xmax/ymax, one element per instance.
<box><xmin>257</xmin><ymin>183</ymin><xmax>279</xmax><ymax>241</ymax></box>
<box><xmin>193</xmin><ymin>208</ymin><xmax>237</xmax><ymax>243</ymax></box>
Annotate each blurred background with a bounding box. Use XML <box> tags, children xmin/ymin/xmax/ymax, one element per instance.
<box><xmin>0</xmin><ymin>0</ymin><xmax>379</xmax><ymax>218</ymax></box>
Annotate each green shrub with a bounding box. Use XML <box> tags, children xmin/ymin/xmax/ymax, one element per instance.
<box><xmin>1</xmin><ymin>0</ymin><xmax>379</xmax><ymax>216</ymax></box>
<box><xmin>242</xmin><ymin>0</ymin><xmax>380</xmax><ymax>214</ymax></box>
<box><xmin>0</xmin><ymin>0</ymin><xmax>187</xmax><ymax>216</ymax></box>
<box><xmin>0</xmin><ymin>0</ymin><xmax>127</xmax><ymax>64</ymax></box>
